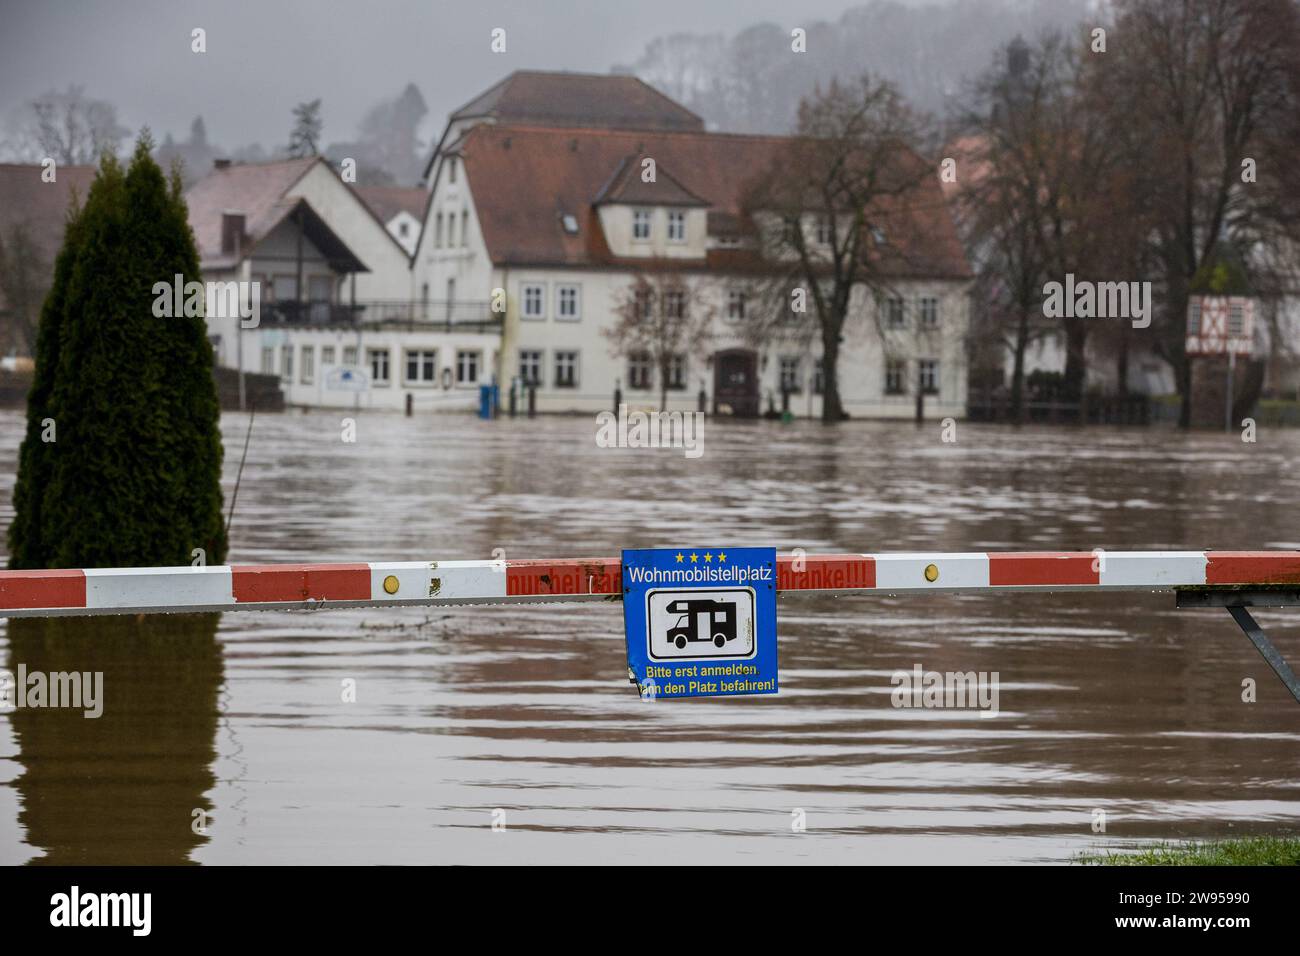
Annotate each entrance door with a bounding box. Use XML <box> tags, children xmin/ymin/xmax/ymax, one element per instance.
<box><xmin>713</xmin><ymin>348</ymin><xmax>759</xmax><ymax>417</ymax></box>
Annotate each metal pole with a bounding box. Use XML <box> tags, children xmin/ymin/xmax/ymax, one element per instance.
<box><xmin>1225</xmin><ymin>351</ymin><xmax>1235</xmax><ymax>433</ymax></box>
<box><xmin>1226</xmin><ymin>604</ymin><xmax>1300</xmax><ymax>704</ymax></box>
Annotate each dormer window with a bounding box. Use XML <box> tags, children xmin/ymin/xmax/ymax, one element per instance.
<box><xmin>632</xmin><ymin>208</ymin><xmax>652</xmax><ymax>241</ymax></box>
<box><xmin>816</xmin><ymin>217</ymin><xmax>832</xmax><ymax>245</ymax></box>
<box><xmin>561</xmin><ymin>213</ymin><xmax>579</xmax><ymax>235</ymax></box>
<box><xmin>667</xmin><ymin>210</ymin><xmax>686</xmax><ymax>242</ymax></box>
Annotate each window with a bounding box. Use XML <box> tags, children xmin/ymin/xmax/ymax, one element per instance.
<box><xmin>281</xmin><ymin>345</ymin><xmax>293</xmax><ymax>382</ymax></box>
<box><xmin>919</xmin><ymin>359</ymin><xmax>939</xmax><ymax>395</ymax></box>
<box><xmin>446</xmin><ymin>213</ymin><xmax>456</xmax><ymax>248</ymax></box>
<box><xmin>779</xmin><ymin>356</ymin><xmax>802</xmax><ymax>394</ymax></box>
<box><xmin>405</xmin><ymin>349</ymin><xmax>437</xmax><ymax>383</ymax></box>
<box><xmin>556</xmin><ymin>284</ymin><xmax>580</xmax><ymax>320</ymax></box>
<box><xmin>448</xmin><ymin>156</ymin><xmax>457</xmax><ymax>184</ymax></box>
<box><xmin>1188</xmin><ymin>298</ymin><xmax>1202</xmax><ymax>334</ymax></box>
<box><xmin>667</xmin><ymin>210</ymin><xmax>685</xmax><ymax>242</ymax></box>
<box><xmin>632</xmin><ymin>208</ymin><xmax>652</xmax><ymax>241</ymax></box>
<box><xmin>667</xmin><ymin>354</ymin><xmax>688</xmax><ymax>391</ymax></box>
<box><xmin>885</xmin><ymin>296</ymin><xmax>905</xmax><ymax>329</ymax></box>
<box><xmin>461</xmin><ymin>210</ymin><xmax>468</xmax><ymax>247</ymax></box>
<box><xmin>322</xmin><ymin>346</ymin><xmax>335</xmax><ymax>366</ymax></box>
<box><xmin>816</xmin><ymin>217</ymin><xmax>832</xmax><ymax>244</ymax></box>
<box><xmin>664</xmin><ymin>290</ymin><xmax>685</xmax><ymax>319</ymax></box>
<box><xmin>435</xmin><ymin>213</ymin><xmax>443</xmax><ymax>248</ymax></box>
<box><xmin>628</xmin><ymin>352</ymin><xmax>653</xmax><ymax>390</ymax></box>
<box><xmin>368</xmin><ymin>347</ymin><xmax>390</xmax><ymax>385</ymax></box>
<box><xmin>554</xmin><ymin>350</ymin><xmax>579</xmax><ymax>388</ymax></box>
<box><xmin>398</xmin><ymin>221</ymin><xmax>409</xmax><ymax>237</ymax></box>
<box><xmin>727</xmin><ymin>290</ymin><xmax>746</xmax><ymax>321</ymax></box>
<box><xmin>456</xmin><ymin>350</ymin><xmax>479</xmax><ymax>385</ymax></box>
<box><xmin>301</xmin><ymin>345</ymin><xmax>314</xmax><ymax>384</ymax></box>
<box><xmin>813</xmin><ymin>358</ymin><xmax>825</xmax><ymax>395</ymax></box>
<box><xmin>261</xmin><ymin>347</ymin><xmax>274</xmax><ymax>374</ymax></box>
<box><xmin>343</xmin><ymin>345</ymin><xmax>358</xmax><ymax>366</ymax></box>
<box><xmin>635</xmin><ymin>289</ymin><xmax>653</xmax><ymax>320</ymax></box>
<box><xmin>919</xmin><ymin>297</ymin><xmax>939</xmax><ymax>328</ymax></box>
<box><xmin>519</xmin><ymin>349</ymin><xmax>542</xmax><ymax>385</ymax></box>
<box><xmin>522</xmin><ymin>283</ymin><xmax>545</xmax><ymax>319</ymax></box>
<box><xmin>1229</xmin><ymin>302</ymin><xmax>1245</xmax><ymax>336</ymax></box>
<box><xmin>561</xmin><ymin>213</ymin><xmax>579</xmax><ymax>235</ymax></box>
<box><xmin>885</xmin><ymin>359</ymin><xmax>906</xmax><ymax>395</ymax></box>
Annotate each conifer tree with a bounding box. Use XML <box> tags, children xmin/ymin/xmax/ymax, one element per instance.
<box><xmin>9</xmin><ymin>134</ymin><xmax>227</xmax><ymax>569</ymax></box>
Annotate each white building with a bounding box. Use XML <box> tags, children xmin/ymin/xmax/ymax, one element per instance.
<box><xmin>188</xmin><ymin>157</ymin><xmax>498</xmax><ymax>411</ymax></box>
<box><xmin>355</xmin><ymin>185</ymin><xmax>426</xmax><ymax>257</ymax></box>
<box><xmin>410</xmin><ymin>71</ymin><xmax>973</xmax><ymax>419</ymax></box>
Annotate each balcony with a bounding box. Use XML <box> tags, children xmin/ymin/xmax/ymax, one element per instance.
<box><xmin>258</xmin><ymin>300</ymin><xmax>501</xmax><ymax>333</ymax></box>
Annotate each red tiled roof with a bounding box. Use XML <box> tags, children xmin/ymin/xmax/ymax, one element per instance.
<box><xmin>354</xmin><ymin>185</ymin><xmax>426</xmax><ymax>223</ymax></box>
<box><xmin>452</xmin><ymin>70</ymin><xmax>704</xmax><ymax>133</ymax></box>
<box><xmin>0</xmin><ymin>162</ymin><xmax>97</xmax><ymax>275</ymax></box>
<box><xmin>183</xmin><ymin>157</ymin><xmax>319</xmax><ymax>268</ymax></box>
<box><xmin>461</xmin><ymin>124</ymin><xmax>971</xmax><ymax>279</ymax></box>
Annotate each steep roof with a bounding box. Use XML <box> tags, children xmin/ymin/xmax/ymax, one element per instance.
<box><xmin>451</xmin><ymin>70</ymin><xmax>705</xmax><ymax>132</ymax></box>
<box><xmin>594</xmin><ymin>154</ymin><xmax>709</xmax><ymax>207</ymax></box>
<box><xmin>354</xmin><ymin>185</ymin><xmax>426</xmax><ymax>223</ymax></box>
<box><xmin>460</xmin><ymin>124</ymin><xmax>971</xmax><ymax>279</ymax></box>
<box><xmin>184</xmin><ymin>157</ymin><xmax>319</xmax><ymax>268</ymax></box>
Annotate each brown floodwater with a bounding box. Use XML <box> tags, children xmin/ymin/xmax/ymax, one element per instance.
<box><xmin>0</xmin><ymin>407</ymin><xmax>1297</xmax><ymax>864</ymax></box>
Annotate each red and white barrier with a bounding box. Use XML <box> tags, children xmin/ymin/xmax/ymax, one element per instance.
<box><xmin>0</xmin><ymin>551</ymin><xmax>1298</xmax><ymax>618</ymax></box>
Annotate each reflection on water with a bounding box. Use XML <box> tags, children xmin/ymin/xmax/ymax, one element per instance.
<box><xmin>0</xmin><ymin>409</ymin><xmax>1298</xmax><ymax>864</ymax></box>
<box><xmin>4</xmin><ymin>614</ymin><xmax>222</xmax><ymax>864</ymax></box>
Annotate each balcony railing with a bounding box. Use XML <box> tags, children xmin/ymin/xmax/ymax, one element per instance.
<box><xmin>258</xmin><ymin>300</ymin><xmax>501</xmax><ymax>333</ymax></box>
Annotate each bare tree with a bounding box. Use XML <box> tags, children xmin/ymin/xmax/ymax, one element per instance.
<box><xmin>605</xmin><ymin>269</ymin><xmax>714</xmax><ymax>412</ymax></box>
<box><xmin>13</xmin><ymin>85</ymin><xmax>126</xmax><ymax>164</ymax></box>
<box><xmin>1093</xmin><ymin>0</ymin><xmax>1300</xmax><ymax>426</ymax></box>
<box><xmin>741</xmin><ymin>75</ymin><xmax>931</xmax><ymax>421</ymax></box>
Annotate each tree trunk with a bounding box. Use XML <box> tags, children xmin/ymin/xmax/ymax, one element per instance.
<box><xmin>820</xmin><ymin>321</ymin><xmax>846</xmax><ymax>423</ymax></box>
<box><xmin>1062</xmin><ymin>318</ymin><xmax>1088</xmax><ymax>403</ymax></box>
<box><xmin>1009</xmin><ymin>309</ymin><xmax>1029</xmax><ymax>424</ymax></box>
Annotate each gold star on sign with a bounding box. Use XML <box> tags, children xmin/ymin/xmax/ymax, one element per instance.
<box><xmin>718</xmin><ymin>552</ymin><xmax>727</xmax><ymax>563</ymax></box>
<box><xmin>690</xmin><ymin>553</ymin><xmax>698</xmax><ymax>563</ymax></box>
<box><xmin>704</xmin><ymin>552</ymin><xmax>713</xmax><ymax>562</ymax></box>
<box><xmin>675</xmin><ymin>552</ymin><xmax>684</xmax><ymax>563</ymax></box>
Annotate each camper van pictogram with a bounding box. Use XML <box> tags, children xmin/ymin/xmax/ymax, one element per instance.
<box><xmin>665</xmin><ymin>598</ymin><xmax>737</xmax><ymax>649</ymax></box>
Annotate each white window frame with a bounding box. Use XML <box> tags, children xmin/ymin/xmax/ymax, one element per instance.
<box><xmin>727</xmin><ymin>289</ymin><xmax>746</xmax><ymax>321</ymax></box>
<box><xmin>368</xmin><ymin>347</ymin><xmax>391</xmax><ymax>386</ymax></box>
<box><xmin>919</xmin><ymin>359</ymin><xmax>939</xmax><ymax>395</ymax></box>
<box><xmin>554</xmin><ymin>350</ymin><xmax>580</xmax><ymax>389</ymax></box>
<box><xmin>518</xmin><ymin>349</ymin><xmax>543</xmax><ymax>386</ymax></box>
<box><xmin>779</xmin><ymin>356</ymin><xmax>802</xmax><ymax>394</ymax></box>
<box><xmin>343</xmin><ymin>345</ymin><xmax>358</xmax><ymax>366</ymax></box>
<box><xmin>456</xmin><ymin>349</ymin><xmax>480</xmax><ymax>386</ymax></box>
<box><xmin>556</xmin><ymin>284</ymin><xmax>581</xmax><ymax>321</ymax></box>
<box><xmin>632</xmin><ymin>208</ymin><xmax>652</xmax><ymax>241</ymax></box>
<box><xmin>404</xmin><ymin>349</ymin><xmax>438</xmax><ymax>385</ymax></box>
<box><xmin>667</xmin><ymin>210</ymin><xmax>686</xmax><ymax>242</ymax></box>
<box><xmin>321</xmin><ymin>345</ymin><xmax>336</xmax><ymax>366</ymax></box>
<box><xmin>628</xmin><ymin>352</ymin><xmax>653</xmax><ymax>391</ymax></box>
<box><xmin>261</xmin><ymin>347</ymin><xmax>274</xmax><ymax>375</ymax></box>
<box><xmin>919</xmin><ymin>296</ymin><xmax>939</xmax><ymax>328</ymax></box>
<box><xmin>301</xmin><ymin>344</ymin><xmax>315</xmax><ymax>384</ymax></box>
<box><xmin>521</xmin><ymin>282</ymin><xmax>546</xmax><ymax>320</ymax></box>
<box><xmin>885</xmin><ymin>359</ymin><xmax>906</xmax><ymax>395</ymax></box>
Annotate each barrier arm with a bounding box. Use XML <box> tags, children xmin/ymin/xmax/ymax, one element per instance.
<box><xmin>1</xmin><ymin>550</ymin><xmax>1297</xmax><ymax>703</ymax></box>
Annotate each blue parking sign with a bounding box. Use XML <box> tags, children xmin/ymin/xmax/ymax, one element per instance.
<box><xmin>622</xmin><ymin>547</ymin><xmax>778</xmax><ymax>699</ymax></box>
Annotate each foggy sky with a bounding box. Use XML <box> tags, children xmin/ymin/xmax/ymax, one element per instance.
<box><xmin>0</xmin><ymin>0</ymin><xmax>870</xmax><ymax>157</ymax></box>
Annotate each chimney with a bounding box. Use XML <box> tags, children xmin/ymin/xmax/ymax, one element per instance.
<box><xmin>221</xmin><ymin>212</ymin><xmax>245</xmax><ymax>257</ymax></box>
<box><xmin>213</xmin><ymin>158</ymin><xmax>231</xmax><ymax>170</ymax></box>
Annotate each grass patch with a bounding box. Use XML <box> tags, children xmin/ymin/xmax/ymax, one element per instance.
<box><xmin>1077</xmin><ymin>837</ymin><xmax>1300</xmax><ymax>866</ymax></box>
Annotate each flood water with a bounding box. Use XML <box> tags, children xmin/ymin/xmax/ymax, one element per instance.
<box><xmin>1</xmin><ymin>407</ymin><xmax>1298</xmax><ymax>865</ymax></box>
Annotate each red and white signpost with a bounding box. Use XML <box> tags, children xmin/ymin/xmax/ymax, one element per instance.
<box><xmin>2</xmin><ymin>550</ymin><xmax>1298</xmax><ymax>703</ymax></box>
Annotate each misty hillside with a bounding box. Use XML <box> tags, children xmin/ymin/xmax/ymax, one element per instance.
<box><xmin>616</xmin><ymin>0</ymin><xmax>1092</xmax><ymax>132</ymax></box>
